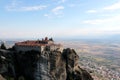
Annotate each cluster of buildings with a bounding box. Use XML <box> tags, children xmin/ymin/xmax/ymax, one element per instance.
<box><xmin>14</xmin><ymin>37</ymin><xmax>63</xmax><ymax>52</ymax></box>
<box><xmin>79</xmin><ymin>56</ymin><xmax>120</xmax><ymax>80</ymax></box>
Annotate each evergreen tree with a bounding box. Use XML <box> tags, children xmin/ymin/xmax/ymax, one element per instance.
<box><xmin>49</xmin><ymin>38</ymin><xmax>54</xmax><ymax>41</ymax></box>
<box><xmin>0</xmin><ymin>43</ymin><xmax>6</xmax><ymax>49</ymax></box>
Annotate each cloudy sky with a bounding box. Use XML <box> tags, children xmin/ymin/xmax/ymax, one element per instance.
<box><xmin>0</xmin><ymin>0</ymin><xmax>120</xmax><ymax>39</ymax></box>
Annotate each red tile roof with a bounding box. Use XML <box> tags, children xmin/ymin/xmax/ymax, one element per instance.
<box><xmin>15</xmin><ymin>40</ymin><xmax>49</xmax><ymax>47</ymax></box>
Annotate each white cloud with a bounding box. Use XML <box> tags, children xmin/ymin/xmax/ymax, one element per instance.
<box><xmin>6</xmin><ymin>5</ymin><xmax>47</xmax><ymax>11</ymax></box>
<box><xmin>6</xmin><ymin>0</ymin><xmax>47</xmax><ymax>11</ymax></box>
<box><xmin>43</xmin><ymin>6</ymin><xmax>64</xmax><ymax>18</ymax></box>
<box><xmin>44</xmin><ymin>14</ymin><xmax>52</xmax><ymax>18</ymax></box>
<box><xmin>86</xmin><ymin>10</ymin><xmax>97</xmax><ymax>13</ymax></box>
<box><xmin>86</xmin><ymin>1</ymin><xmax>120</xmax><ymax>14</ymax></box>
<box><xmin>83</xmin><ymin>14</ymin><xmax>120</xmax><ymax>25</ymax></box>
<box><xmin>82</xmin><ymin>14</ymin><xmax>120</xmax><ymax>35</ymax></box>
<box><xmin>6</xmin><ymin>0</ymin><xmax>20</xmax><ymax>11</ymax></box>
<box><xmin>21</xmin><ymin>5</ymin><xmax>47</xmax><ymax>11</ymax></box>
<box><xmin>52</xmin><ymin>6</ymin><xmax>64</xmax><ymax>15</ymax></box>
<box><xmin>52</xmin><ymin>6</ymin><xmax>64</xmax><ymax>12</ymax></box>
<box><xmin>103</xmin><ymin>1</ymin><xmax>120</xmax><ymax>10</ymax></box>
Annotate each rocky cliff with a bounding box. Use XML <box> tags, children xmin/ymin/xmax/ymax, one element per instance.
<box><xmin>0</xmin><ymin>48</ymin><xmax>93</xmax><ymax>80</ymax></box>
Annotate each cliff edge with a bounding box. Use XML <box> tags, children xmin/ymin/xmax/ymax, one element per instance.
<box><xmin>0</xmin><ymin>48</ymin><xmax>93</xmax><ymax>80</ymax></box>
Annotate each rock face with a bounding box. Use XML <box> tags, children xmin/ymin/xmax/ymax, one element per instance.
<box><xmin>63</xmin><ymin>48</ymin><xmax>93</xmax><ymax>80</ymax></box>
<box><xmin>0</xmin><ymin>48</ymin><xmax>93</xmax><ymax>80</ymax></box>
<box><xmin>0</xmin><ymin>49</ymin><xmax>15</xmax><ymax>79</ymax></box>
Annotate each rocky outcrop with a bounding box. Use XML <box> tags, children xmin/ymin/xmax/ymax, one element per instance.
<box><xmin>0</xmin><ymin>48</ymin><xmax>93</xmax><ymax>80</ymax></box>
<box><xmin>0</xmin><ymin>49</ymin><xmax>15</xmax><ymax>79</ymax></box>
<box><xmin>63</xmin><ymin>48</ymin><xmax>93</xmax><ymax>80</ymax></box>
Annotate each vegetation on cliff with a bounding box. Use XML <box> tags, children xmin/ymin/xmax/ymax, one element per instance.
<box><xmin>0</xmin><ymin>43</ymin><xmax>6</xmax><ymax>50</ymax></box>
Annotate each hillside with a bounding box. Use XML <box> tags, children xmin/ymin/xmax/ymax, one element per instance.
<box><xmin>61</xmin><ymin>40</ymin><xmax>120</xmax><ymax>80</ymax></box>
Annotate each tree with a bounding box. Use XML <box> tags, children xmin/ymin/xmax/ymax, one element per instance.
<box><xmin>49</xmin><ymin>38</ymin><xmax>54</xmax><ymax>41</ymax></box>
<box><xmin>0</xmin><ymin>43</ymin><xmax>6</xmax><ymax>49</ymax></box>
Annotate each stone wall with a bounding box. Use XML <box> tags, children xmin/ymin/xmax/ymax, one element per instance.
<box><xmin>14</xmin><ymin>45</ymin><xmax>41</xmax><ymax>52</ymax></box>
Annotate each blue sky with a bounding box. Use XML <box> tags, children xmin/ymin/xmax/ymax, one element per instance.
<box><xmin>0</xmin><ymin>0</ymin><xmax>120</xmax><ymax>39</ymax></box>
